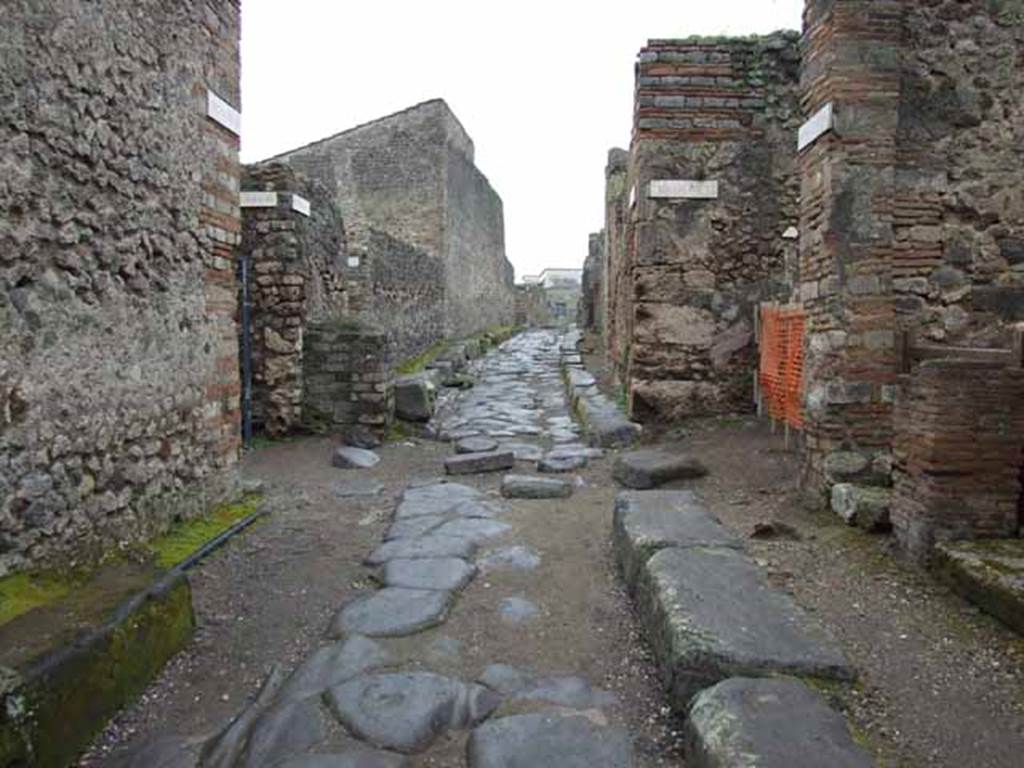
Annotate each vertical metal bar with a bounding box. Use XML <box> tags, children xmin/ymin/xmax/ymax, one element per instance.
<box><xmin>240</xmin><ymin>251</ymin><xmax>254</xmax><ymax>448</ymax></box>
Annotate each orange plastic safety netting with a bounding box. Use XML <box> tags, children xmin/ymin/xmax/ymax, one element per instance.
<box><xmin>758</xmin><ymin>305</ymin><xmax>805</xmax><ymax>429</ymax></box>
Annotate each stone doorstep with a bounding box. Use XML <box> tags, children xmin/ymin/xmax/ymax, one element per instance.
<box><xmin>686</xmin><ymin>677</ymin><xmax>875</xmax><ymax>768</ymax></box>
<box><xmin>932</xmin><ymin>539</ymin><xmax>1024</xmax><ymax>636</ymax></box>
<box><xmin>633</xmin><ymin>545</ymin><xmax>853</xmax><ymax>711</ymax></box>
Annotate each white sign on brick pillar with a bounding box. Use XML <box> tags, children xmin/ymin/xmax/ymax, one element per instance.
<box><xmin>206</xmin><ymin>90</ymin><xmax>242</xmax><ymax>136</ymax></box>
<box><xmin>797</xmin><ymin>102</ymin><xmax>834</xmax><ymax>152</ymax></box>
<box><xmin>291</xmin><ymin>194</ymin><xmax>311</xmax><ymax>217</ymax></box>
<box><xmin>239</xmin><ymin>191</ymin><xmax>278</xmax><ymax>208</ymax></box>
<box><xmin>648</xmin><ymin>180</ymin><xmax>719</xmax><ymax>200</ymax></box>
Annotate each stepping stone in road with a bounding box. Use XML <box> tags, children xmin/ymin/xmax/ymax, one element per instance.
<box><xmin>385</xmin><ymin>515</ymin><xmax>447</xmax><ymax>541</ymax></box>
<box><xmin>638</xmin><ymin>546</ymin><xmax>852</xmax><ymax>708</ymax></box>
<box><xmin>613</xmin><ymin>491</ymin><xmax>743</xmax><ymax>589</ymax></box>
<box><xmin>333</xmin><ymin>478</ymin><xmax>386</xmax><ymax>498</ymax></box>
<box><xmin>612</xmin><ymin>450</ymin><xmax>706</xmax><ymax>489</ymax></box>
<box><xmin>384</xmin><ymin>557</ymin><xmax>477</xmax><ymax>592</ymax></box>
<box><xmin>445</xmin><ymin>451</ymin><xmax>516</xmax><ymax>475</ymax></box>
<box><xmin>333</xmin><ymin>445</ymin><xmax>382</xmax><ymax>470</ymax></box>
<box><xmin>501</xmin><ymin>474</ymin><xmax>573</xmax><ymax>499</ymax></box>
<box><xmin>395</xmin><ymin>483</ymin><xmax>484</xmax><ymax>519</ymax></box>
<box><xmin>326</xmin><ymin>672</ymin><xmax>501</xmax><ymax>754</ymax></box>
<box><xmin>479</xmin><ymin>545</ymin><xmax>541</xmax><ymax>572</ymax></box>
<box><xmin>468</xmin><ymin>713</ymin><xmax>635</xmax><ymax>768</ymax></box>
<box><xmin>537</xmin><ymin>454</ymin><xmax>587</xmax><ymax>473</ymax></box>
<box><xmin>497</xmin><ymin>596</ymin><xmax>539</xmax><ymax>624</ymax></box>
<box><xmin>499</xmin><ymin>442</ymin><xmax>545</xmax><ymax>462</ymax></box>
<box><xmin>330</xmin><ymin>588</ymin><xmax>451</xmax><ymax>638</ymax></box>
<box><xmin>478</xmin><ymin>664</ymin><xmax>617</xmax><ymax>710</ymax></box>
<box><xmin>236</xmin><ymin>695</ymin><xmax>327</xmax><ymax>768</ymax></box>
<box><xmin>278</xmin><ymin>635</ymin><xmax>393</xmax><ymax>702</ymax></box>
<box><xmin>686</xmin><ymin>678</ymin><xmax>874</xmax><ymax>768</ymax></box>
<box><xmin>457</xmin><ymin>436</ymin><xmax>500</xmax><ymax>454</ymax></box>
<box><xmin>278</xmin><ymin>749</ymin><xmax>410</xmax><ymax>767</ymax></box>
<box><xmin>365</xmin><ymin>534</ymin><xmax>477</xmax><ymax>566</ymax></box>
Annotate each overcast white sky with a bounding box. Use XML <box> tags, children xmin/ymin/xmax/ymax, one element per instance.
<box><xmin>240</xmin><ymin>1</ymin><xmax>804</xmax><ymax>280</ymax></box>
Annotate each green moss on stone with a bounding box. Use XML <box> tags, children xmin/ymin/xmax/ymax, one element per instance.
<box><xmin>396</xmin><ymin>339</ymin><xmax>447</xmax><ymax>376</ymax></box>
<box><xmin>0</xmin><ymin>573</ymin><xmax>73</xmax><ymax>629</ymax></box>
<box><xmin>147</xmin><ymin>493</ymin><xmax>263</xmax><ymax>570</ymax></box>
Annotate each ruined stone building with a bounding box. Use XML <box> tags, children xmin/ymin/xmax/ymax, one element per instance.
<box><xmin>0</xmin><ymin>0</ymin><xmax>243</xmax><ymax>576</ymax></box>
<box><xmin>239</xmin><ymin>100</ymin><xmax>516</xmax><ymax>435</ymax></box>
<box><xmin>595</xmin><ymin>0</ymin><xmax>1024</xmax><ymax>561</ymax></box>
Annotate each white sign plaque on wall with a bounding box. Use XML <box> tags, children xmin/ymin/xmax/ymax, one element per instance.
<box><xmin>239</xmin><ymin>191</ymin><xmax>278</xmax><ymax>208</ymax></box>
<box><xmin>648</xmin><ymin>180</ymin><xmax>719</xmax><ymax>200</ymax></box>
<box><xmin>797</xmin><ymin>102</ymin><xmax>834</xmax><ymax>151</ymax></box>
<box><xmin>291</xmin><ymin>194</ymin><xmax>311</xmax><ymax>217</ymax></box>
<box><xmin>206</xmin><ymin>90</ymin><xmax>242</xmax><ymax>136</ymax></box>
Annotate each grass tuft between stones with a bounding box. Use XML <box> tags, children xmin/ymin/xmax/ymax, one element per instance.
<box><xmin>147</xmin><ymin>493</ymin><xmax>264</xmax><ymax>570</ymax></box>
<box><xmin>0</xmin><ymin>572</ymin><xmax>74</xmax><ymax>628</ymax></box>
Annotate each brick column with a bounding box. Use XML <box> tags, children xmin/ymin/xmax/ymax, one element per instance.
<box><xmin>798</xmin><ymin>0</ymin><xmax>904</xmax><ymax>496</ymax></box>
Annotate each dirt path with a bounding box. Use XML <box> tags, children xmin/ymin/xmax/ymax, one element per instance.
<box><xmin>83</xmin><ymin>331</ymin><xmax>682</xmax><ymax>767</ymax></box>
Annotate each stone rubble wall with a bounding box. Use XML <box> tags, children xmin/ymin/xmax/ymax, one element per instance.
<box><xmin>265</xmin><ymin>99</ymin><xmax>515</xmax><ymax>358</ymax></box>
<box><xmin>892</xmin><ymin>360</ymin><xmax>1024</xmax><ymax>561</ymax></box>
<box><xmin>603</xmin><ymin>148</ymin><xmax>632</xmax><ymax>383</ymax></box>
<box><xmin>0</xmin><ymin>0</ymin><xmax>242</xmax><ymax>575</ymax></box>
<box><xmin>514</xmin><ymin>284</ymin><xmax>553</xmax><ymax>328</ymax></box>
<box><xmin>798</xmin><ymin>0</ymin><xmax>1024</xmax><ymax>499</ymax></box>
<box><xmin>580</xmin><ymin>232</ymin><xmax>604</xmax><ymax>333</ymax></box>
<box><xmin>620</xmin><ymin>34</ymin><xmax>802</xmax><ymax>421</ymax></box>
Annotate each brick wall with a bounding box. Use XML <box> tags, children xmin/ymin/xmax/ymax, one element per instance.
<box><xmin>892</xmin><ymin>360</ymin><xmax>1024</xmax><ymax>561</ymax></box>
<box><xmin>797</xmin><ymin>0</ymin><xmax>1024</xmax><ymax>498</ymax></box>
<box><xmin>0</xmin><ymin>0</ymin><xmax>241</xmax><ymax>575</ymax></box>
<box><xmin>618</xmin><ymin>33</ymin><xmax>801</xmax><ymax>421</ymax></box>
<box><xmin>604</xmin><ymin>148</ymin><xmax>632</xmax><ymax>376</ymax></box>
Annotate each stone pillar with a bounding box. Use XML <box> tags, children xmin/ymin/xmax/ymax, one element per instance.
<box><xmin>604</xmin><ymin>148</ymin><xmax>631</xmax><ymax>377</ymax></box>
<box><xmin>798</xmin><ymin>0</ymin><xmax>904</xmax><ymax>497</ymax></box>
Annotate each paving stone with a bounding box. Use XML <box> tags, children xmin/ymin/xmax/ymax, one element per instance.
<box><xmin>365</xmin><ymin>534</ymin><xmax>477</xmax><ymax>566</ymax></box>
<box><xmin>478</xmin><ymin>664</ymin><xmax>617</xmax><ymax>710</ymax></box>
<box><xmin>499</xmin><ymin>442</ymin><xmax>546</xmax><ymax>462</ymax></box>
<box><xmin>612</xmin><ymin>450</ymin><xmax>707</xmax><ymax>489</ymax></box>
<box><xmin>467</xmin><ymin>713</ymin><xmax>635</xmax><ymax>768</ymax></box>
<box><xmin>384</xmin><ymin>557</ymin><xmax>477</xmax><ymax>592</ymax></box>
<box><xmin>574</xmin><ymin>395</ymin><xmax>642</xmax><ymax>449</ymax></box>
<box><xmin>326</xmin><ymin>673</ymin><xmax>501</xmax><ymax>754</ymax></box>
<box><xmin>279</xmin><ymin>635</ymin><xmax>393</xmax><ymax>702</ymax></box>
<box><xmin>330</xmin><ymin>588</ymin><xmax>452</xmax><ymax>638</ymax></box>
<box><xmin>686</xmin><ymin>678</ymin><xmax>874</xmax><ymax>768</ymax></box>
<box><xmin>385</xmin><ymin>515</ymin><xmax>446</xmax><ymax>541</ymax></box>
<box><xmin>201</xmin><ymin>666</ymin><xmax>286</xmax><ymax>768</ymax></box>
<box><xmin>105</xmin><ymin>736</ymin><xmax>198</xmax><ymax>768</ymax></box>
<box><xmin>432</xmin><ymin>518</ymin><xmax>512</xmax><ymax>543</ymax></box>
<box><xmin>637</xmin><ymin>547</ymin><xmax>852</xmax><ymax>708</ymax></box>
<box><xmin>547</xmin><ymin>445</ymin><xmax>606</xmax><ymax>460</ymax></box>
<box><xmin>497</xmin><ymin>596</ymin><xmax>539</xmax><ymax>624</ymax></box>
<box><xmin>333</xmin><ymin>446</ymin><xmax>381</xmax><ymax>470</ymax></box>
<box><xmin>457</xmin><ymin>436</ymin><xmax>500</xmax><ymax>454</ymax></box>
<box><xmin>445</xmin><ymin>451</ymin><xmax>516</xmax><ymax>475</ymax></box>
<box><xmin>237</xmin><ymin>695</ymin><xmax>327</xmax><ymax>768</ymax></box>
<box><xmin>332</xmin><ymin>478</ymin><xmax>386</xmax><ymax>498</ymax></box>
<box><xmin>479</xmin><ymin>545</ymin><xmax>541</xmax><ymax>572</ymax></box>
<box><xmin>501</xmin><ymin>474</ymin><xmax>573</xmax><ymax>499</ymax></box>
<box><xmin>278</xmin><ymin>750</ymin><xmax>410</xmax><ymax>768</ymax></box>
<box><xmin>612</xmin><ymin>491</ymin><xmax>743</xmax><ymax>588</ymax></box>
<box><xmin>427</xmin><ymin>635</ymin><xmax>463</xmax><ymax>661</ymax></box>
<box><xmin>537</xmin><ymin>454</ymin><xmax>588</xmax><ymax>473</ymax></box>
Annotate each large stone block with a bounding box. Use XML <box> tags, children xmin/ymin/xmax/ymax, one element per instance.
<box><xmin>612</xmin><ymin>491</ymin><xmax>742</xmax><ymax>588</ymax></box>
<box><xmin>686</xmin><ymin>678</ymin><xmax>874</xmax><ymax>768</ymax></box>
<box><xmin>394</xmin><ymin>375</ymin><xmax>437</xmax><ymax>423</ymax></box>
<box><xmin>636</xmin><ymin>546</ymin><xmax>852</xmax><ymax>708</ymax></box>
<box><xmin>612</xmin><ymin>450</ymin><xmax>708</xmax><ymax>489</ymax></box>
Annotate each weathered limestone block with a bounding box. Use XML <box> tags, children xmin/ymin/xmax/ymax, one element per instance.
<box><xmin>500</xmin><ymin>475</ymin><xmax>573</xmax><ymax>499</ymax></box>
<box><xmin>394</xmin><ymin>374</ymin><xmax>437</xmax><ymax>422</ymax></box>
<box><xmin>636</xmin><ymin>546</ymin><xmax>852</xmax><ymax>709</ymax></box>
<box><xmin>613</xmin><ymin>491</ymin><xmax>742</xmax><ymax>588</ymax></box>
<box><xmin>444</xmin><ymin>451</ymin><xmax>516</xmax><ymax>475</ymax></box>
<box><xmin>830</xmin><ymin>484</ymin><xmax>892</xmax><ymax>532</ymax></box>
<box><xmin>612</xmin><ymin>450</ymin><xmax>708</xmax><ymax>489</ymax></box>
<box><xmin>686</xmin><ymin>678</ymin><xmax>874</xmax><ymax>768</ymax></box>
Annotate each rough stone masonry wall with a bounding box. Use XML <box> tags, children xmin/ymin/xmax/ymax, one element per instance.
<box><xmin>798</xmin><ymin>0</ymin><xmax>1024</xmax><ymax>498</ymax></box>
<box><xmin>240</xmin><ymin>164</ymin><xmax>350</xmax><ymax>436</ymax></box>
<box><xmin>268</xmin><ymin>99</ymin><xmax>513</xmax><ymax>359</ymax></box>
<box><xmin>604</xmin><ymin>148</ymin><xmax>632</xmax><ymax>380</ymax></box>
<box><xmin>892</xmin><ymin>361</ymin><xmax>1024</xmax><ymax>561</ymax></box>
<box><xmin>624</xmin><ymin>34</ymin><xmax>802</xmax><ymax>421</ymax></box>
<box><xmin>0</xmin><ymin>0</ymin><xmax>242</xmax><ymax>575</ymax></box>
<box><xmin>580</xmin><ymin>232</ymin><xmax>604</xmax><ymax>332</ymax></box>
